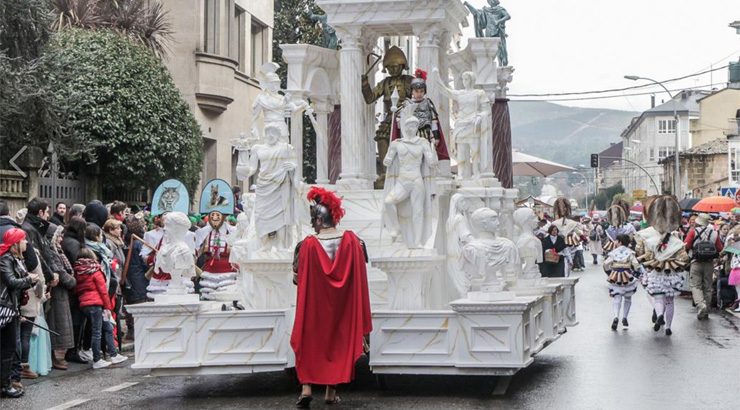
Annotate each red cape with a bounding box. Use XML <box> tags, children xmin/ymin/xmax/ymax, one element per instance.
<box><xmin>290</xmin><ymin>231</ymin><xmax>372</xmax><ymax>385</ymax></box>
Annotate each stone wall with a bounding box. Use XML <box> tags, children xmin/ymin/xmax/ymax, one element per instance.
<box><xmin>662</xmin><ymin>153</ymin><xmax>728</xmax><ymax>198</ymax></box>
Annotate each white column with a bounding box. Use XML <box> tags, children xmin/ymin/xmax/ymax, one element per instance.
<box><xmin>416</xmin><ymin>26</ymin><xmax>451</xmax><ymax>177</ymax></box>
<box><xmin>414</xmin><ymin>26</ymin><xmax>443</xmax><ymax>113</ymax></box>
<box><xmin>437</xmin><ymin>31</ymin><xmax>452</xmax><ymax>141</ymax></box>
<box><xmin>335</xmin><ymin>26</ymin><xmax>371</xmax><ymax>189</ymax></box>
<box><xmin>288</xmin><ymin>91</ymin><xmax>306</xmax><ymax>182</ymax></box>
<box><xmin>312</xmin><ymin>99</ymin><xmax>333</xmax><ymax>185</ymax></box>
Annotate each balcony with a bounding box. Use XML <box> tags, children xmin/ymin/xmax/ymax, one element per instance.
<box><xmin>195</xmin><ymin>52</ymin><xmax>238</xmax><ymax>114</ymax></box>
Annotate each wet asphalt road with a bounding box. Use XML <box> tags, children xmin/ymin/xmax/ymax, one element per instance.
<box><xmin>7</xmin><ymin>260</ymin><xmax>740</xmax><ymax>410</ymax></box>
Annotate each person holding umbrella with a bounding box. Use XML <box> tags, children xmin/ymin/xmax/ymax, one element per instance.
<box><xmin>684</xmin><ymin>213</ymin><xmax>724</xmax><ymax>320</ymax></box>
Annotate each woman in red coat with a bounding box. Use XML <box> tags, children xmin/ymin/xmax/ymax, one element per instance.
<box><xmin>291</xmin><ymin>187</ymin><xmax>372</xmax><ymax>408</ymax></box>
<box><xmin>73</xmin><ymin>249</ymin><xmax>127</xmax><ymax>369</ymax></box>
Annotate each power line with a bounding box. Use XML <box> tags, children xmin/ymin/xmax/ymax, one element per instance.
<box><xmin>508</xmin><ymin>65</ymin><xmax>728</xmax><ymax>98</ymax></box>
<box><xmin>512</xmin><ymin>83</ymin><xmax>715</xmax><ymax>102</ymax></box>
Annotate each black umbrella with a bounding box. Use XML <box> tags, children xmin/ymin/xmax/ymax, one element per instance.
<box><xmin>678</xmin><ymin>197</ymin><xmax>700</xmax><ymax>211</ymax></box>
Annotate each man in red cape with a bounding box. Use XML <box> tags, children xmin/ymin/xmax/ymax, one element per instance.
<box><xmin>291</xmin><ymin>187</ymin><xmax>372</xmax><ymax>408</ymax></box>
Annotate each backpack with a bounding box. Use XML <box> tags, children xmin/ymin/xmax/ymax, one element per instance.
<box><xmin>692</xmin><ymin>227</ymin><xmax>718</xmax><ymax>261</ymax></box>
<box><xmin>588</xmin><ymin>229</ymin><xmax>598</xmax><ymax>241</ymax></box>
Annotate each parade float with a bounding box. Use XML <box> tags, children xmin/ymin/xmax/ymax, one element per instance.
<box><xmin>127</xmin><ymin>0</ymin><xmax>578</xmax><ymax>394</ymax></box>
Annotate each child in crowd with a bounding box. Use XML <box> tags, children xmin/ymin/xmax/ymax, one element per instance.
<box><xmin>73</xmin><ymin>248</ymin><xmax>128</xmax><ymax>369</ymax></box>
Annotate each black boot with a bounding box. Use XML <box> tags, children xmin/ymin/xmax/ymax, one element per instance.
<box><xmin>651</xmin><ymin>309</ymin><xmax>657</xmax><ymax>324</ymax></box>
<box><xmin>1</xmin><ymin>385</ymin><xmax>24</xmax><ymax>398</ymax></box>
<box><xmin>611</xmin><ymin>318</ymin><xmax>619</xmax><ymax>331</ymax></box>
<box><xmin>622</xmin><ymin>318</ymin><xmax>629</xmax><ymax>328</ymax></box>
<box><xmin>653</xmin><ymin>315</ymin><xmax>665</xmax><ymax>332</ymax></box>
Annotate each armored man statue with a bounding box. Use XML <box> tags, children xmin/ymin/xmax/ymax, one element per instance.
<box><xmin>382</xmin><ymin>104</ymin><xmax>438</xmax><ymax>249</ymax></box>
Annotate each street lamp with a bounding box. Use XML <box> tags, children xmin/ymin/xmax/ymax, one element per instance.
<box><xmin>624</xmin><ymin>75</ymin><xmax>679</xmax><ymax>196</ymax></box>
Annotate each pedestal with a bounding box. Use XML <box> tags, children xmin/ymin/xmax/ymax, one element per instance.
<box><xmin>549</xmin><ymin>276</ymin><xmax>580</xmax><ymax>326</ymax></box>
<box><xmin>449</xmin><ymin>296</ymin><xmax>537</xmax><ymax>370</ymax></box>
<box><xmin>128</xmin><ymin>302</ymin><xmax>201</xmax><ymax>370</ymax></box>
<box><xmin>373</xmin><ymin>256</ymin><xmax>444</xmax><ymax>310</ymax></box>
<box><xmin>154</xmin><ymin>293</ymin><xmax>200</xmax><ymax>304</ymax></box>
<box><xmin>240</xmin><ymin>260</ymin><xmax>295</xmax><ymax>309</ymax></box>
<box><xmin>512</xmin><ymin>283</ymin><xmax>564</xmax><ymax>349</ymax></box>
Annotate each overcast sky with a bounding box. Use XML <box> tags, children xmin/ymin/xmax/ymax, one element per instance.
<box><xmin>462</xmin><ymin>0</ymin><xmax>740</xmax><ymax>112</ymax></box>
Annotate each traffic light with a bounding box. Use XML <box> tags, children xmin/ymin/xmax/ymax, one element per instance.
<box><xmin>590</xmin><ymin>154</ymin><xmax>599</xmax><ymax>168</ymax></box>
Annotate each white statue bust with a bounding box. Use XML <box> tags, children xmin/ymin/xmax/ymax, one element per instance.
<box><xmin>251</xmin><ymin>64</ymin><xmax>308</xmax><ymax>143</ymax></box>
<box><xmin>461</xmin><ymin>208</ymin><xmax>519</xmax><ymax>293</ymax></box>
<box><xmin>513</xmin><ymin>207</ymin><xmax>543</xmax><ymax>281</ymax></box>
<box><xmin>432</xmin><ymin>68</ymin><xmax>491</xmax><ymax>179</ymax></box>
<box><xmin>239</xmin><ymin>123</ymin><xmax>301</xmax><ymax>251</ymax></box>
<box><xmin>155</xmin><ymin>212</ymin><xmax>195</xmax><ymax>295</ymax></box>
<box><xmin>382</xmin><ymin>105</ymin><xmax>438</xmax><ymax>248</ymax></box>
<box><xmin>446</xmin><ymin>194</ymin><xmax>484</xmax><ymax>299</ymax></box>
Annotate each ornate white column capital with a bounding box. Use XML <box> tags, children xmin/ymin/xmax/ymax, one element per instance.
<box><xmin>495</xmin><ymin>66</ymin><xmax>515</xmax><ymax>99</ymax></box>
<box><xmin>334</xmin><ymin>26</ymin><xmax>363</xmax><ymax>50</ymax></box>
<box><xmin>413</xmin><ymin>25</ymin><xmax>443</xmax><ymax>48</ymax></box>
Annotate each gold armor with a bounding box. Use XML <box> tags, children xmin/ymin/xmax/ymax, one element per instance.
<box><xmin>361</xmin><ymin>46</ymin><xmax>413</xmax><ymax>189</ymax></box>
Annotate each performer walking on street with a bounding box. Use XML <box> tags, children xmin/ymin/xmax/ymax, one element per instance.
<box><xmin>603</xmin><ymin>235</ymin><xmax>642</xmax><ymax>330</ymax></box>
<box><xmin>291</xmin><ymin>187</ymin><xmax>372</xmax><ymax>408</ymax></box>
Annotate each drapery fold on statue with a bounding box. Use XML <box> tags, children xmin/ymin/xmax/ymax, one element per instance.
<box><xmin>290</xmin><ymin>231</ymin><xmax>372</xmax><ymax>385</ymax></box>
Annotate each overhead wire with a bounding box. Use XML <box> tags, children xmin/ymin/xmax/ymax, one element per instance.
<box><xmin>508</xmin><ymin>65</ymin><xmax>728</xmax><ymax>98</ymax></box>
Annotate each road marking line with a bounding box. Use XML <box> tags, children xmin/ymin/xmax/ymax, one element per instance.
<box><xmin>46</xmin><ymin>398</ymin><xmax>91</xmax><ymax>410</ymax></box>
<box><xmin>102</xmin><ymin>382</ymin><xmax>139</xmax><ymax>392</ymax></box>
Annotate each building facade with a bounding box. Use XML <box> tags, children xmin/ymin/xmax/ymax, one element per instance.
<box><xmin>690</xmin><ymin>88</ymin><xmax>740</xmax><ymax>147</ymax></box>
<box><xmin>661</xmin><ymin>139</ymin><xmax>728</xmax><ymax>198</ymax></box>
<box><xmin>596</xmin><ymin>141</ymin><xmax>623</xmax><ymax>191</ymax></box>
<box><xmin>160</xmin><ymin>0</ymin><xmax>273</xmax><ymax>198</ymax></box>
<box><xmin>621</xmin><ymin>90</ymin><xmax>709</xmax><ymax>197</ymax></box>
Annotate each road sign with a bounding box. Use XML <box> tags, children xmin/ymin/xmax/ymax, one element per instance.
<box><xmin>720</xmin><ymin>187</ymin><xmax>737</xmax><ymax>198</ymax></box>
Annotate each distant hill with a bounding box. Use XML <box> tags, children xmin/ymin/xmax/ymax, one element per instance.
<box><xmin>509</xmin><ymin>101</ymin><xmax>638</xmax><ymax>167</ymax></box>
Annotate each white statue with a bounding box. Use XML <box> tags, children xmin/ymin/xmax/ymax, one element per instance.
<box><xmin>446</xmin><ymin>194</ymin><xmax>484</xmax><ymax>299</ymax></box>
<box><xmin>155</xmin><ymin>212</ymin><xmax>196</xmax><ymax>295</ymax></box>
<box><xmin>461</xmin><ymin>208</ymin><xmax>519</xmax><ymax>293</ymax></box>
<box><xmin>251</xmin><ymin>63</ymin><xmax>309</xmax><ymax>143</ymax></box>
<box><xmin>432</xmin><ymin>68</ymin><xmax>491</xmax><ymax>179</ymax></box>
<box><xmin>513</xmin><ymin>207</ymin><xmax>543</xmax><ymax>281</ymax></box>
<box><xmin>382</xmin><ymin>104</ymin><xmax>438</xmax><ymax>249</ymax></box>
<box><xmin>238</xmin><ymin>123</ymin><xmax>302</xmax><ymax>251</ymax></box>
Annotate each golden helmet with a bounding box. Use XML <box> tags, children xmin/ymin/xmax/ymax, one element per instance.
<box><xmin>383</xmin><ymin>46</ymin><xmax>408</xmax><ymax>72</ymax></box>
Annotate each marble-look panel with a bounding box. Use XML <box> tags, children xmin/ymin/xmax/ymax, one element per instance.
<box><xmin>196</xmin><ymin>310</ymin><xmax>291</xmax><ymax>367</ymax></box>
<box><xmin>370</xmin><ymin>311</ymin><xmax>457</xmax><ymax>367</ymax></box>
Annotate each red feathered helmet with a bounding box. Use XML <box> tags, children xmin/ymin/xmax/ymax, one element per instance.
<box><xmin>410</xmin><ymin>68</ymin><xmax>427</xmax><ymax>92</ymax></box>
<box><xmin>307</xmin><ymin>186</ymin><xmax>345</xmax><ymax>228</ymax></box>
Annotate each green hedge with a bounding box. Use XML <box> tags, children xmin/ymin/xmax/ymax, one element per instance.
<box><xmin>45</xmin><ymin>28</ymin><xmax>203</xmax><ymax>193</ymax></box>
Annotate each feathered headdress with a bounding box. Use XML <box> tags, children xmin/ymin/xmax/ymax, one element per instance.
<box><xmin>307</xmin><ymin>186</ymin><xmax>345</xmax><ymax>225</ymax></box>
<box><xmin>410</xmin><ymin>68</ymin><xmax>427</xmax><ymax>91</ymax></box>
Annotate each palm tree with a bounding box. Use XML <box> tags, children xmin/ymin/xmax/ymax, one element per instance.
<box><xmin>49</xmin><ymin>0</ymin><xmax>173</xmax><ymax>57</ymax></box>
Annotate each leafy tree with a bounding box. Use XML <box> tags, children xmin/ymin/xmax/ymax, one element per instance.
<box><xmin>273</xmin><ymin>0</ymin><xmax>323</xmax><ymax>183</ymax></box>
<box><xmin>49</xmin><ymin>0</ymin><xmax>173</xmax><ymax>57</ymax></box>
<box><xmin>0</xmin><ymin>0</ymin><xmax>72</xmax><ymax>167</ymax></box>
<box><xmin>44</xmin><ymin>28</ymin><xmax>203</xmax><ymax>193</ymax></box>
<box><xmin>593</xmin><ymin>183</ymin><xmax>625</xmax><ymax>210</ymax></box>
